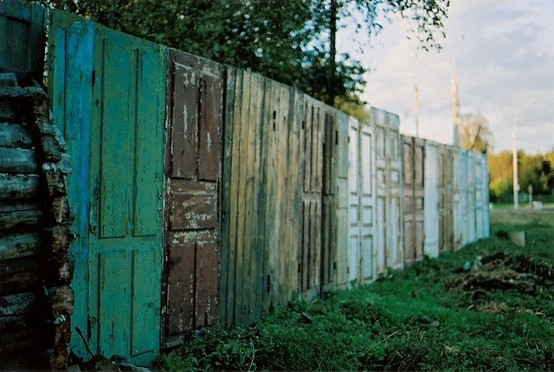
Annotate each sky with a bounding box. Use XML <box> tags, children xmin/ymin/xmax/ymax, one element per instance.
<box><xmin>339</xmin><ymin>0</ymin><xmax>554</xmax><ymax>154</ymax></box>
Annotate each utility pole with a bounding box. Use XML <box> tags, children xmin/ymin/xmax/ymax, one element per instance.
<box><xmin>512</xmin><ymin>99</ymin><xmax>537</xmax><ymax>210</ymax></box>
<box><xmin>451</xmin><ymin>74</ymin><xmax>461</xmax><ymax>146</ymax></box>
<box><xmin>414</xmin><ymin>85</ymin><xmax>420</xmax><ymax>137</ymax></box>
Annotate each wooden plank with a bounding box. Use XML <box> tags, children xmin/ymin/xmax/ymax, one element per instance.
<box><xmin>0</xmin><ymin>329</ymin><xmax>35</xmax><ymax>355</ymax></box>
<box><xmin>48</xmin><ymin>9</ymin><xmax>94</xmax><ymax>362</ymax></box>
<box><xmin>97</xmin><ymin>251</ymin><xmax>132</xmax><ymax>358</ymax></box>
<box><xmin>0</xmin><ymin>232</ymin><xmax>41</xmax><ymax>260</ymax></box>
<box><xmin>0</xmin><ymin>2</ymin><xmax>45</xmax><ymax>79</ymax></box>
<box><xmin>0</xmin><ymin>124</ymin><xmax>33</xmax><ymax>148</ymax></box>
<box><xmin>131</xmin><ymin>248</ymin><xmax>162</xmax><ymax>355</ymax></box>
<box><xmin>96</xmin><ymin>35</ymin><xmax>133</xmax><ymax>238</ymax></box>
<box><xmin>414</xmin><ymin>138</ymin><xmax>425</xmax><ymax>261</ymax></box>
<box><xmin>0</xmin><ymin>292</ymin><xmax>35</xmax><ymax>316</ymax></box>
<box><xmin>195</xmin><ymin>242</ymin><xmax>219</xmax><ymax>327</ymax></box>
<box><xmin>166</xmin><ymin>239</ymin><xmax>196</xmax><ymax>334</ymax></box>
<box><xmin>360</xmin><ymin>122</ymin><xmax>375</xmax><ymax>283</ymax></box>
<box><xmin>169</xmin><ymin>52</ymin><xmax>199</xmax><ymax>179</ymax></box>
<box><xmin>0</xmin><ymin>173</ymin><xmax>39</xmax><ymax>200</ymax></box>
<box><xmin>285</xmin><ymin>89</ymin><xmax>303</xmax><ymax>300</ymax></box>
<box><xmin>0</xmin><ymin>148</ymin><xmax>37</xmax><ymax>173</ymax></box>
<box><xmin>0</xmin><ymin>314</ymin><xmax>33</xmax><ymax>333</ymax></box>
<box><xmin>243</xmin><ymin>72</ymin><xmax>264</xmax><ymax>324</ymax></box>
<box><xmin>198</xmin><ymin>72</ymin><xmax>223</xmax><ymax>181</ymax></box>
<box><xmin>301</xmin><ymin>200</ymin><xmax>310</xmax><ymax>290</ymax></box>
<box><xmin>169</xmin><ymin>180</ymin><xmax>218</xmax><ymax>230</ymax></box>
<box><xmin>227</xmin><ymin>68</ymin><xmax>244</xmax><ymax>326</ymax></box>
<box><xmin>263</xmin><ymin>82</ymin><xmax>276</xmax><ymax>301</ymax></box>
<box><xmin>0</xmin><ymin>203</ymin><xmax>42</xmax><ymax>231</ymax></box>
<box><xmin>303</xmin><ymin>102</ymin><xmax>313</xmax><ymax>193</ymax></box>
<box><xmin>219</xmin><ymin>66</ymin><xmax>236</xmax><ymax>325</ymax></box>
<box><xmin>133</xmin><ymin>43</ymin><xmax>166</xmax><ymax>237</ymax></box>
<box><xmin>403</xmin><ymin>136</ymin><xmax>415</xmax><ymax>265</ymax></box>
<box><xmin>0</xmin><ymin>258</ymin><xmax>38</xmax><ymax>295</ymax></box>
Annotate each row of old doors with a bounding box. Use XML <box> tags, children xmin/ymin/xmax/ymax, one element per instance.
<box><xmin>49</xmin><ymin>10</ymin><xmax>224</xmax><ymax>364</ymax></box>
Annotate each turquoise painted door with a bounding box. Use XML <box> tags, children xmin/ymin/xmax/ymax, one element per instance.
<box><xmin>88</xmin><ymin>26</ymin><xmax>166</xmax><ymax>364</ymax></box>
<box><xmin>49</xmin><ymin>10</ymin><xmax>166</xmax><ymax>364</ymax></box>
<box><xmin>48</xmin><ymin>9</ymin><xmax>94</xmax><ymax>361</ymax></box>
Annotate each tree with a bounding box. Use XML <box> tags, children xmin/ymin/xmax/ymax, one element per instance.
<box><xmin>320</xmin><ymin>0</ymin><xmax>450</xmax><ymax>104</ymax></box>
<box><xmin>460</xmin><ymin>112</ymin><xmax>494</xmax><ymax>153</ymax></box>
<box><xmin>488</xmin><ymin>150</ymin><xmax>554</xmax><ymax>202</ymax></box>
<box><xmin>39</xmin><ymin>0</ymin><xmax>449</xmax><ymax>107</ymax></box>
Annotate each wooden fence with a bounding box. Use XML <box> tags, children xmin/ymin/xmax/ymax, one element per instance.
<box><xmin>1</xmin><ymin>2</ymin><xmax>490</xmax><ymax>368</ymax></box>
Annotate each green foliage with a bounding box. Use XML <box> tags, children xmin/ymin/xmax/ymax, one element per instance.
<box><xmin>489</xmin><ymin>150</ymin><xmax>554</xmax><ymax>202</ymax></box>
<box><xmin>158</xmin><ymin>208</ymin><xmax>554</xmax><ymax>371</ymax></box>
<box><xmin>38</xmin><ymin>0</ymin><xmax>449</xmax><ymax>106</ymax></box>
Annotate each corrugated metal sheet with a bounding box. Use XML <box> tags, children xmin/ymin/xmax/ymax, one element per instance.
<box><xmin>164</xmin><ymin>50</ymin><xmax>223</xmax><ymax>344</ymax></box>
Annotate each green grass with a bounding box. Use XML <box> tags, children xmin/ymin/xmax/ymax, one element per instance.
<box><xmin>157</xmin><ymin>209</ymin><xmax>554</xmax><ymax>371</ymax></box>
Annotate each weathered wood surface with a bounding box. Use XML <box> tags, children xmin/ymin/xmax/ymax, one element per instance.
<box><xmin>222</xmin><ymin>69</ymin><xmax>273</xmax><ymax>325</ymax></box>
<box><xmin>169</xmin><ymin>180</ymin><xmax>218</xmax><ymax>230</ymax></box>
<box><xmin>164</xmin><ymin>49</ymin><xmax>223</xmax><ymax>341</ymax></box>
<box><xmin>439</xmin><ymin>145</ymin><xmax>455</xmax><ymax>252</ymax></box>
<box><xmin>0</xmin><ymin>257</ymin><xmax>39</xmax><ymax>294</ymax></box>
<box><xmin>0</xmin><ymin>292</ymin><xmax>37</xmax><ymax>354</ymax></box>
<box><xmin>0</xmin><ymin>123</ymin><xmax>33</xmax><ymax>148</ymax></box>
<box><xmin>0</xmin><ymin>1</ymin><xmax>45</xmax><ymax>79</ymax></box>
<box><xmin>0</xmin><ymin>292</ymin><xmax>36</xmax><ymax>316</ymax></box>
<box><xmin>372</xmin><ymin>108</ymin><xmax>404</xmax><ymax>273</ymax></box>
<box><xmin>402</xmin><ymin>136</ymin><xmax>425</xmax><ymax>265</ymax></box>
<box><xmin>424</xmin><ymin>140</ymin><xmax>440</xmax><ymax>258</ymax></box>
<box><xmin>0</xmin><ymin>147</ymin><xmax>38</xmax><ymax>173</ymax></box>
<box><xmin>264</xmin><ymin>82</ymin><xmax>303</xmax><ymax>307</ymax></box>
<box><xmin>0</xmin><ymin>232</ymin><xmax>41</xmax><ymax>260</ymax></box>
<box><xmin>0</xmin><ymin>173</ymin><xmax>40</xmax><ymax>200</ymax></box>
<box><xmin>0</xmin><ymin>203</ymin><xmax>42</xmax><ymax>230</ymax></box>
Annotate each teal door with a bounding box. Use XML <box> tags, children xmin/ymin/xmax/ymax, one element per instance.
<box><xmin>49</xmin><ymin>10</ymin><xmax>166</xmax><ymax>365</ymax></box>
<box><xmin>88</xmin><ymin>27</ymin><xmax>166</xmax><ymax>364</ymax></box>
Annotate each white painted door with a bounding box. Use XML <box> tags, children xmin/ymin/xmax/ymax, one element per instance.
<box><xmin>424</xmin><ymin>141</ymin><xmax>440</xmax><ymax>258</ymax></box>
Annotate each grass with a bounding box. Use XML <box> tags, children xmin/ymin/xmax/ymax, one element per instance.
<box><xmin>157</xmin><ymin>208</ymin><xmax>554</xmax><ymax>371</ymax></box>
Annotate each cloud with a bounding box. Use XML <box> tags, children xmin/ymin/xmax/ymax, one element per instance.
<box><xmin>350</xmin><ymin>0</ymin><xmax>554</xmax><ymax>154</ymax></box>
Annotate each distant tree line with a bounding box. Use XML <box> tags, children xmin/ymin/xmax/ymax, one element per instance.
<box><xmin>489</xmin><ymin>150</ymin><xmax>554</xmax><ymax>203</ymax></box>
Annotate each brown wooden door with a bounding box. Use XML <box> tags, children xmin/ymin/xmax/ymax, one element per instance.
<box><xmin>164</xmin><ymin>50</ymin><xmax>223</xmax><ymax>345</ymax></box>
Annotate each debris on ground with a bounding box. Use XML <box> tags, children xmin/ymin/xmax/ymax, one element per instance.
<box><xmin>448</xmin><ymin>251</ymin><xmax>554</xmax><ymax>313</ymax></box>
